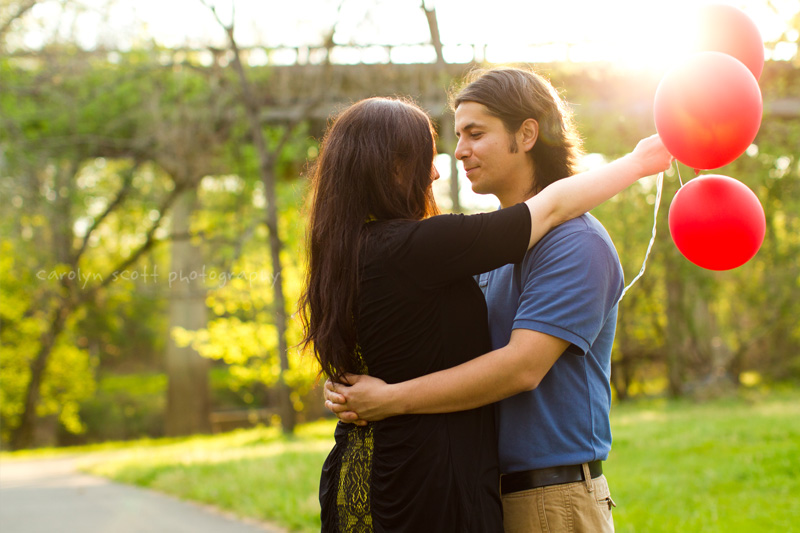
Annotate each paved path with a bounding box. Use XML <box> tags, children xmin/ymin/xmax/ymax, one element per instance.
<box><xmin>0</xmin><ymin>455</ymin><xmax>286</xmax><ymax>533</ymax></box>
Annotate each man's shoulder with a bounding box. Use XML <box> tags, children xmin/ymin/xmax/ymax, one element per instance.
<box><xmin>484</xmin><ymin>215</ymin><xmax>619</xmax><ymax>284</ymax></box>
<box><xmin>530</xmin><ymin>214</ymin><xmax>614</xmax><ymax>255</ymax></box>
<box><xmin>511</xmin><ymin>215</ymin><xmax>621</xmax><ymax>285</ymax></box>
<box><xmin>544</xmin><ymin>213</ymin><xmax>609</xmax><ymax>239</ymax></box>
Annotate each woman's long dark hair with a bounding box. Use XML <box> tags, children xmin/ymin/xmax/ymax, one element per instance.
<box><xmin>299</xmin><ymin>97</ymin><xmax>440</xmax><ymax>381</ymax></box>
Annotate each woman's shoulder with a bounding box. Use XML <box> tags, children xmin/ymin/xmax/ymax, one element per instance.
<box><xmin>363</xmin><ymin>219</ymin><xmax>418</xmax><ymax>246</ymax></box>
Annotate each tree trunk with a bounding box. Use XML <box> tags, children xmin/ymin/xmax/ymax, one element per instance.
<box><xmin>611</xmin><ymin>324</ymin><xmax>630</xmax><ymax>401</ymax></box>
<box><xmin>10</xmin><ymin>160</ymin><xmax>77</xmax><ymax>449</ymax></box>
<box><xmin>10</xmin><ymin>302</ymin><xmax>73</xmax><ymax>449</ymax></box>
<box><xmin>164</xmin><ymin>189</ymin><xmax>211</xmax><ymax>436</ymax></box>
<box><xmin>421</xmin><ymin>2</ymin><xmax>461</xmax><ymax>213</ymax></box>
<box><xmin>263</xmin><ymin>158</ymin><xmax>296</xmax><ymax>434</ymax></box>
<box><xmin>0</xmin><ymin>0</ymin><xmax>38</xmax><ymax>44</ymax></box>
<box><xmin>215</xmin><ymin>15</ymin><xmax>296</xmax><ymax>435</ymax></box>
<box><xmin>664</xmin><ymin>251</ymin><xmax>690</xmax><ymax>398</ymax></box>
<box><xmin>440</xmin><ymin>114</ymin><xmax>461</xmax><ymax>213</ymax></box>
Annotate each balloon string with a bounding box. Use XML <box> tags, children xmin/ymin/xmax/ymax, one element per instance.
<box><xmin>618</xmin><ymin>170</ymin><xmax>664</xmax><ymax>303</ymax></box>
<box><xmin>675</xmin><ymin>160</ymin><xmax>684</xmax><ymax>187</ymax></box>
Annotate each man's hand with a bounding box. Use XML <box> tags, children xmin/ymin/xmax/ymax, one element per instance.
<box><xmin>323</xmin><ymin>374</ymin><xmax>398</xmax><ymax>424</ymax></box>
<box><xmin>631</xmin><ymin>134</ymin><xmax>674</xmax><ymax>177</ymax></box>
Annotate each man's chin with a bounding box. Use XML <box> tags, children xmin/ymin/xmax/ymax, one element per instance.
<box><xmin>470</xmin><ymin>182</ymin><xmax>492</xmax><ymax>196</ymax></box>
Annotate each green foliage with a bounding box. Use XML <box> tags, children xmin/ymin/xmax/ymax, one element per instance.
<box><xmin>0</xmin><ymin>239</ymin><xmax>96</xmax><ymax>440</ymax></box>
<box><xmin>0</xmin><ymin>48</ymin><xmax>225</xmax><ymax>445</ymax></box>
<box><xmin>0</xmin><ymin>43</ymin><xmax>323</xmax><ymax>445</ymax></box>
<box><xmin>60</xmin><ymin>367</ymin><xmax>274</xmax><ymax>446</ymax></box>
<box><xmin>73</xmin><ymin>375</ymin><xmax>166</xmax><ymax>445</ymax></box>
<box><xmin>565</xmin><ymin>60</ymin><xmax>800</xmax><ymax>396</ymax></box>
<box><xmin>174</xmin><ymin>165</ymin><xmax>319</xmax><ymax>413</ymax></box>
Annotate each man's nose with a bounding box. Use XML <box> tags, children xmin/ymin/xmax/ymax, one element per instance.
<box><xmin>454</xmin><ymin>137</ymin><xmax>468</xmax><ymax>160</ymax></box>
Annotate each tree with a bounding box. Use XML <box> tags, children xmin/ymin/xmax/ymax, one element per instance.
<box><xmin>0</xmin><ymin>43</ymin><xmax>235</xmax><ymax>446</ymax></box>
<box><xmin>0</xmin><ymin>0</ymin><xmax>38</xmax><ymax>46</ymax></box>
<box><xmin>421</xmin><ymin>0</ymin><xmax>461</xmax><ymax>212</ymax></box>
<box><xmin>149</xmin><ymin>59</ymin><xmax>235</xmax><ymax>436</ymax></box>
<box><xmin>570</xmin><ymin>59</ymin><xmax>800</xmax><ymax>398</ymax></box>
<box><xmin>201</xmin><ymin>0</ymin><xmax>327</xmax><ymax>434</ymax></box>
<box><xmin>164</xmin><ymin>189</ymin><xmax>211</xmax><ymax>435</ymax></box>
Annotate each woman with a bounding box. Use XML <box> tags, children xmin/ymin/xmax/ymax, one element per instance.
<box><xmin>300</xmin><ymin>96</ymin><xmax>669</xmax><ymax>532</ymax></box>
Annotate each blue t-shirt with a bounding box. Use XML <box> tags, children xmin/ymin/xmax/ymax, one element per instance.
<box><xmin>477</xmin><ymin>214</ymin><xmax>623</xmax><ymax>474</ymax></box>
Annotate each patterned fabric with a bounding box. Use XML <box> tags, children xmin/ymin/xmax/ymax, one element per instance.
<box><xmin>336</xmin><ymin>425</ymin><xmax>374</xmax><ymax>532</ymax></box>
<box><xmin>335</xmin><ymin>345</ymin><xmax>373</xmax><ymax>532</ymax></box>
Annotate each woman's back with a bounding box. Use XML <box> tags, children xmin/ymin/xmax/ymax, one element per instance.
<box><xmin>320</xmin><ymin>205</ymin><xmax>531</xmax><ymax>532</ymax></box>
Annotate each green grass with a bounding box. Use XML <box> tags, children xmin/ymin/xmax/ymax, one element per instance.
<box><xmin>5</xmin><ymin>391</ymin><xmax>799</xmax><ymax>532</ymax></box>
<box><xmin>81</xmin><ymin>421</ymin><xmax>336</xmax><ymax>532</ymax></box>
<box><xmin>607</xmin><ymin>389</ymin><xmax>800</xmax><ymax>532</ymax></box>
<box><xmin>0</xmin><ymin>433</ymin><xmax>202</xmax><ymax>460</ymax></box>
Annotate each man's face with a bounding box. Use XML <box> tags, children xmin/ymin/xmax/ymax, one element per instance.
<box><xmin>454</xmin><ymin>102</ymin><xmax>533</xmax><ymax>201</ymax></box>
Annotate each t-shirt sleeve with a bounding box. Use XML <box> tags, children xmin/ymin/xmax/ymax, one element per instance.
<box><xmin>513</xmin><ymin>227</ymin><xmax>623</xmax><ymax>355</ymax></box>
<box><xmin>397</xmin><ymin>202</ymin><xmax>531</xmax><ymax>289</ymax></box>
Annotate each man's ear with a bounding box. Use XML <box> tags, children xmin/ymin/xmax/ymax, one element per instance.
<box><xmin>518</xmin><ymin>119</ymin><xmax>539</xmax><ymax>152</ymax></box>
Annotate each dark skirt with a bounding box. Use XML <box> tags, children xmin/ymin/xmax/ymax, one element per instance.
<box><xmin>320</xmin><ymin>411</ymin><xmax>503</xmax><ymax>533</ymax></box>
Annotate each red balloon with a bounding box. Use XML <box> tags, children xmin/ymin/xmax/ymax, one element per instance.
<box><xmin>654</xmin><ymin>51</ymin><xmax>762</xmax><ymax>170</ymax></box>
<box><xmin>693</xmin><ymin>3</ymin><xmax>765</xmax><ymax>80</ymax></box>
<box><xmin>668</xmin><ymin>174</ymin><xmax>765</xmax><ymax>271</ymax></box>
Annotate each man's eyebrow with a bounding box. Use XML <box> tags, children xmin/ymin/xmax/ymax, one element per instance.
<box><xmin>455</xmin><ymin>122</ymin><xmax>482</xmax><ymax>136</ymax></box>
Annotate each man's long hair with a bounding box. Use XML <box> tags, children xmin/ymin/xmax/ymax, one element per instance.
<box><xmin>299</xmin><ymin>97</ymin><xmax>440</xmax><ymax>381</ymax></box>
<box><xmin>450</xmin><ymin>66</ymin><xmax>584</xmax><ymax>193</ymax></box>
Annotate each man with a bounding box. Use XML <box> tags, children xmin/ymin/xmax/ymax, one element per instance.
<box><xmin>325</xmin><ymin>66</ymin><xmax>670</xmax><ymax>532</ymax></box>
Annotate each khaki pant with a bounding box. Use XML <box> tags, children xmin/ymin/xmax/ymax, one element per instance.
<box><xmin>501</xmin><ymin>465</ymin><xmax>615</xmax><ymax>533</ymax></box>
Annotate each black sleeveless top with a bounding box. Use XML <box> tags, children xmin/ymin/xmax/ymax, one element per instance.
<box><xmin>320</xmin><ymin>203</ymin><xmax>531</xmax><ymax>532</ymax></box>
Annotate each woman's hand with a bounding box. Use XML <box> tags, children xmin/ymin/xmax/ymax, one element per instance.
<box><xmin>323</xmin><ymin>374</ymin><xmax>398</xmax><ymax>424</ymax></box>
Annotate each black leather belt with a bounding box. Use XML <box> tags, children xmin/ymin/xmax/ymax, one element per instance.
<box><xmin>500</xmin><ymin>460</ymin><xmax>603</xmax><ymax>495</ymax></box>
